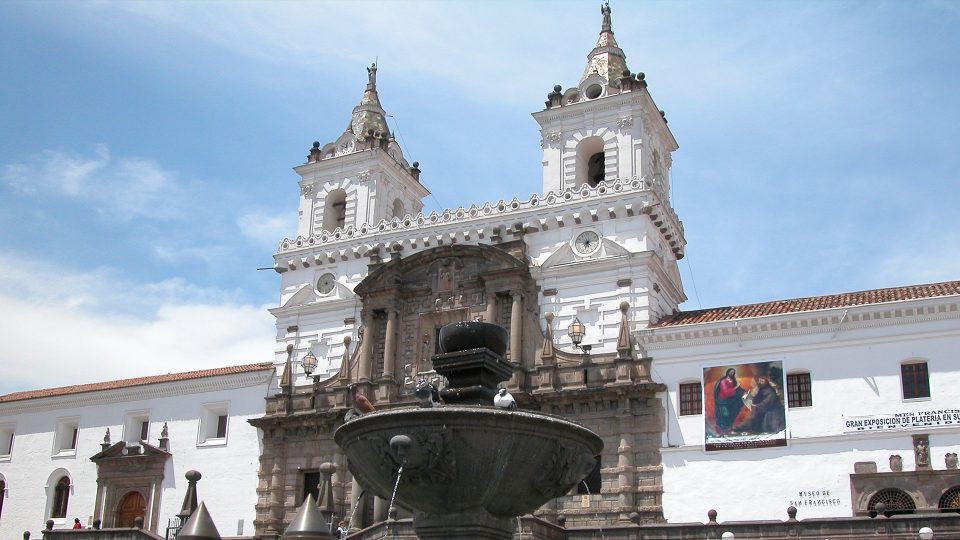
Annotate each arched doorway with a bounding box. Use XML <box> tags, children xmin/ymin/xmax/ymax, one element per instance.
<box><xmin>115</xmin><ymin>491</ymin><xmax>146</xmax><ymax>527</ymax></box>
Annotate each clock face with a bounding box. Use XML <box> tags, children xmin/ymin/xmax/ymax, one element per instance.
<box><xmin>574</xmin><ymin>231</ymin><xmax>601</xmax><ymax>255</ymax></box>
<box><xmin>317</xmin><ymin>273</ymin><xmax>336</xmax><ymax>294</ymax></box>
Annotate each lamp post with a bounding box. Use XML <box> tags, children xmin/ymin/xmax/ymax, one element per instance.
<box><xmin>301</xmin><ymin>350</ymin><xmax>318</xmax><ymax>377</ymax></box>
<box><xmin>567</xmin><ymin>317</ymin><xmax>585</xmax><ymax>348</ymax></box>
<box><xmin>919</xmin><ymin>527</ymin><xmax>934</xmax><ymax>540</ymax></box>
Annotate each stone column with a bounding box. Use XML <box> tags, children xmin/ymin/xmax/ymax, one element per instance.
<box><xmin>510</xmin><ymin>291</ymin><xmax>523</xmax><ymax>364</ymax></box>
<box><xmin>485</xmin><ymin>293</ymin><xmax>497</xmax><ymax>323</ymax></box>
<box><xmin>382</xmin><ymin>309</ymin><xmax>398</xmax><ymax>379</ymax></box>
<box><xmin>374</xmin><ymin>495</ymin><xmax>389</xmax><ymax>523</ymax></box>
<box><xmin>358</xmin><ymin>311</ymin><xmax>375</xmax><ymax>381</ymax></box>
<box><xmin>349</xmin><ymin>477</ymin><xmax>366</xmax><ymax>530</ymax></box>
<box><xmin>617</xmin><ymin>430</ymin><xmax>634</xmax><ymax>521</ymax></box>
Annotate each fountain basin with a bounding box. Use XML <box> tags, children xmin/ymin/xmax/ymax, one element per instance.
<box><xmin>334</xmin><ymin>406</ymin><xmax>602</xmax><ymax>518</ymax></box>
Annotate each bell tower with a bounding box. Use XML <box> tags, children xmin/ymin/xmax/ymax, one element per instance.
<box><xmin>293</xmin><ymin>64</ymin><xmax>429</xmax><ymax>240</ymax></box>
<box><xmin>534</xmin><ymin>2</ymin><xmax>677</xmax><ymax>198</ymax></box>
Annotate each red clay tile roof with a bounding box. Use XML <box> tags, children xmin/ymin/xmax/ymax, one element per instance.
<box><xmin>651</xmin><ymin>281</ymin><xmax>960</xmax><ymax>328</ymax></box>
<box><xmin>0</xmin><ymin>362</ymin><xmax>275</xmax><ymax>403</ymax></box>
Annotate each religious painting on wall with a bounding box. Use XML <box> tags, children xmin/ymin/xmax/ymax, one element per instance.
<box><xmin>703</xmin><ymin>360</ymin><xmax>787</xmax><ymax>451</ymax></box>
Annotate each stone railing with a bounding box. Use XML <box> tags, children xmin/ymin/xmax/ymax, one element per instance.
<box><xmin>39</xmin><ymin>529</ymin><xmax>164</xmax><ymax>540</ymax></box>
<box><xmin>276</xmin><ymin>176</ymin><xmax>681</xmax><ymax>255</ymax></box>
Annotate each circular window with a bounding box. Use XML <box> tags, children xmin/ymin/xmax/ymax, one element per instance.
<box><xmin>585</xmin><ymin>84</ymin><xmax>603</xmax><ymax>99</ymax></box>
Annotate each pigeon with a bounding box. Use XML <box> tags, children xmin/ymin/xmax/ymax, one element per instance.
<box><xmin>414</xmin><ymin>379</ymin><xmax>441</xmax><ymax>408</ymax></box>
<box><xmin>345</xmin><ymin>385</ymin><xmax>376</xmax><ymax>421</ymax></box>
<box><xmin>493</xmin><ymin>387</ymin><xmax>517</xmax><ymax>410</ymax></box>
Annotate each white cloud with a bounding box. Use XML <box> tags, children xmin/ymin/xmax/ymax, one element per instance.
<box><xmin>236</xmin><ymin>211</ymin><xmax>296</xmax><ymax>250</ymax></box>
<box><xmin>1</xmin><ymin>145</ymin><xmax>187</xmax><ymax>221</ymax></box>
<box><xmin>0</xmin><ymin>253</ymin><xmax>274</xmax><ymax>394</ymax></box>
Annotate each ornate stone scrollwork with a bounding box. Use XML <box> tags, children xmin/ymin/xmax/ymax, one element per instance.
<box><xmin>300</xmin><ymin>184</ymin><xmax>314</xmax><ymax>196</ymax></box>
<box><xmin>533</xmin><ymin>441</ymin><xmax>597</xmax><ymax>498</ymax></box>
<box><xmin>616</xmin><ymin>116</ymin><xmax>634</xmax><ymax>129</ymax></box>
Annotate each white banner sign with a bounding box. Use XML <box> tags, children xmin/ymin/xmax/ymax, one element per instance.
<box><xmin>843</xmin><ymin>409</ymin><xmax>960</xmax><ymax>432</ymax></box>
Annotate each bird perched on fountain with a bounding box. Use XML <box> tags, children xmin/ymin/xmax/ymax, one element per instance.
<box><xmin>493</xmin><ymin>387</ymin><xmax>517</xmax><ymax>410</ymax></box>
<box><xmin>345</xmin><ymin>385</ymin><xmax>376</xmax><ymax>421</ymax></box>
<box><xmin>414</xmin><ymin>378</ymin><xmax>441</xmax><ymax>408</ymax></box>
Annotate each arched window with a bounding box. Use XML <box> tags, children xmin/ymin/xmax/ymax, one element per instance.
<box><xmin>51</xmin><ymin>476</ymin><xmax>70</xmax><ymax>518</ymax></box>
<box><xmin>574</xmin><ymin>136</ymin><xmax>606</xmax><ymax>189</ymax></box>
<box><xmin>940</xmin><ymin>486</ymin><xmax>960</xmax><ymax>513</ymax></box>
<box><xmin>0</xmin><ymin>477</ymin><xmax>6</xmax><ymax>518</ymax></box>
<box><xmin>868</xmin><ymin>488</ymin><xmax>915</xmax><ymax>517</ymax></box>
<box><xmin>392</xmin><ymin>198</ymin><xmax>405</xmax><ymax>220</ymax></box>
<box><xmin>323</xmin><ymin>189</ymin><xmax>347</xmax><ymax>232</ymax></box>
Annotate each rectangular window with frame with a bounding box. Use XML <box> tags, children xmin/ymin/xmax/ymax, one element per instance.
<box><xmin>0</xmin><ymin>424</ymin><xmax>14</xmax><ymax>458</ymax></box>
<box><xmin>901</xmin><ymin>362</ymin><xmax>930</xmax><ymax>399</ymax></box>
<box><xmin>198</xmin><ymin>402</ymin><xmax>230</xmax><ymax>445</ymax></box>
<box><xmin>786</xmin><ymin>372</ymin><xmax>813</xmax><ymax>408</ymax></box>
<box><xmin>679</xmin><ymin>382</ymin><xmax>703</xmax><ymax>416</ymax></box>
<box><xmin>123</xmin><ymin>410</ymin><xmax>151</xmax><ymax>443</ymax></box>
<box><xmin>53</xmin><ymin>417</ymin><xmax>80</xmax><ymax>455</ymax></box>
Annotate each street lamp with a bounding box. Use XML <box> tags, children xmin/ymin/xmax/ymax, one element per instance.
<box><xmin>919</xmin><ymin>527</ymin><xmax>934</xmax><ymax>540</ymax></box>
<box><xmin>567</xmin><ymin>317</ymin><xmax>585</xmax><ymax>348</ymax></box>
<box><xmin>301</xmin><ymin>350</ymin><xmax>318</xmax><ymax>377</ymax></box>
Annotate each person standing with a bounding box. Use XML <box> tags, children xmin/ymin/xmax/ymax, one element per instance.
<box><xmin>73</xmin><ymin>518</ymin><xmax>83</xmax><ymax>529</ymax></box>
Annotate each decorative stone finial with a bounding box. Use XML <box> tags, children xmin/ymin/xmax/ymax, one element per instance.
<box><xmin>946</xmin><ymin>452</ymin><xmax>958</xmax><ymax>469</ymax></box>
<box><xmin>786</xmin><ymin>505</ymin><xmax>798</xmax><ymax>521</ymax></box>
<box><xmin>102</xmin><ymin>428</ymin><xmax>112</xmax><ymax>451</ymax></box>
<box><xmin>159</xmin><ymin>422</ymin><xmax>170</xmax><ymax>451</ymax></box>
<box><xmin>410</xmin><ymin>161</ymin><xmax>421</xmax><ymax>181</ymax></box>
<box><xmin>178</xmin><ymin>470</ymin><xmax>202</xmax><ymax>522</ymax></box>
<box><xmin>707</xmin><ymin>509</ymin><xmax>718</xmax><ymax>523</ymax></box>
<box><xmin>308</xmin><ymin>141</ymin><xmax>321</xmax><ymax>163</ymax></box>
<box><xmin>874</xmin><ymin>502</ymin><xmax>887</xmax><ymax>518</ymax></box>
<box><xmin>544</xmin><ymin>312</ymin><xmax>555</xmax><ymax>323</ymax></box>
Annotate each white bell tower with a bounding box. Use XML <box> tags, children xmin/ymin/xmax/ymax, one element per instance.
<box><xmin>534</xmin><ymin>2</ymin><xmax>677</xmax><ymax>198</ymax></box>
<box><xmin>293</xmin><ymin>64</ymin><xmax>429</xmax><ymax>241</ymax></box>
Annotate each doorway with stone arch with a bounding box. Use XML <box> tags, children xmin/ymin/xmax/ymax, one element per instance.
<box><xmin>115</xmin><ymin>490</ymin><xmax>146</xmax><ymax>527</ymax></box>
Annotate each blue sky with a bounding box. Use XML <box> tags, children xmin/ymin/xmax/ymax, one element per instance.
<box><xmin>1</xmin><ymin>0</ymin><xmax>958</xmax><ymax>394</ymax></box>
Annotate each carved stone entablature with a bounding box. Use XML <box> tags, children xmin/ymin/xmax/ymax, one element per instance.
<box><xmin>276</xmin><ymin>176</ymin><xmax>686</xmax><ymax>262</ymax></box>
<box><xmin>850</xmin><ymin>466</ymin><xmax>960</xmax><ymax>515</ymax></box>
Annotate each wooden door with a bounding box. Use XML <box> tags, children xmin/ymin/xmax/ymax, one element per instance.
<box><xmin>116</xmin><ymin>491</ymin><xmax>146</xmax><ymax>527</ymax></box>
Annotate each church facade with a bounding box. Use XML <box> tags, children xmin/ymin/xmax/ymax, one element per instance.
<box><xmin>253</xmin><ymin>2</ymin><xmax>960</xmax><ymax>537</ymax></box>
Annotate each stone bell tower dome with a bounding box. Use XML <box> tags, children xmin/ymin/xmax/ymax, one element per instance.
<box><xmin>292</xmin><ymin>64</ymin><xmax>429</xmax><ymax>242</ymax></box>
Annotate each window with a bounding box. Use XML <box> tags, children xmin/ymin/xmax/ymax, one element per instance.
<box><xmin>577</xmin><ymin>458</ymin><xmax>602</xmax><ymax>495</ymax></box>
<box><xmin>678</xmin><ymin>382</ymin><xmax>703</xmax><ymax>416</ymax></box>
<box><xmin>0</xmin><ymin>478</ymin><xmax>5</xmax><ymax>518</ymax></box>
<box><xmin>901</xmin><ymin>362</ymin><xmax>930</xmax><ymax>400</ymax></box>
<box><xmin>868</xmin><ymin>487</ymin><xmax>915</xmax><ymax>517</ymax></box>
<box><xmin>0</xmin><ymin>424</ymin><xmax>13</xmax><ymax>459</ymax></box>
<box><xmin>587</xmin><ymin>152</ymin><xmax>605</xmax><ymax>187</ymax></box>
<box><xmin>301</xmin><ymin>471</ymin><xmax>321</xmax><ymax>505</ymax></box>
<box><xmin>51</xmin><ymin>476</ymin><xmax>70</xmax><ymax>518</ymax></box>
<box><xmin>198</xmin><ymin>402</ymin><xmax>229</xmax><ymax>445</ymax></box>
<box><xmin>786</xmin><ymin>372</ymin><xmax>813</xmax><ymax>408</ymax></box>
<box><xmin>323</xmin><ymin>189</ymin><xmax>348</xmax><ymax>232</ymax></box>
<box><xmin>53</xmin><ymin>417</ymin><xmax>80</xmax><ymax>456</ymax></box>
<box><xmin>122</xmin><ymin>411</ymin><xmax>150</xmax><ymax>443</ymax></box>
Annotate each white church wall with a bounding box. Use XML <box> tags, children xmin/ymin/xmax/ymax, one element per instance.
<box><xmin>651</xmin><ymin>304</ymin><xmax>960</xmax><ymax>522</ymax></box>
<box><xmin>0</xmin><ymin>369</ymin><xmax>271</xmax><ymax>537</ymax></box>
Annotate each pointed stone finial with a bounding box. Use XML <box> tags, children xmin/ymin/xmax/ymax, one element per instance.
<box><xmin>177</xmin><ymin>470</ymin><xmax>202</xmax><ymax>522</ymax></box>
<box><xmin>541</xmin><ymin>312</ymin><xmax>556</xmax><ymax>361</ymax></box>
<box><xmin>282</xmin><ymin>493</ymin><xmax>333</xmax><ymax>539</ymax></box>
<box><xmin>616</xmin><ymin>301</ymin><xmax>633</xmax><ymax>358</ymax></box>
<box><xmin>177</xmin><ymin>501</ymin><xmax>222</xmax><ymax>540</ymax></box>
<box><xmin>280</xmin><ymin>343</ymin><xmax>294</xmax><ymax>395</ymax></box>
<box><xmin>338</xmin><ymin>335</ymin><xmax>353</xmax><ymax>383</ymax></box>
<box><xmin>318</xmin><ymin>462</ymin><xmax>337</xmax><ymax>519</ymax></box>
<box><xmin>102</xmin><ymin>428</ymin><xmax>112</xmax><ymax>451</ymax></box>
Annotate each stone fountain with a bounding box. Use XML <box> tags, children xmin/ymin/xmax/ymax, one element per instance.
<box><xmin>335</xmin><ymin>321</ymin><xmax>603</xmax><ymax>539</ymax></box>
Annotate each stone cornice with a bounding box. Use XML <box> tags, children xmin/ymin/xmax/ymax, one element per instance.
<box><xmin>637</xmin><ymin>297</ymin><xmax>960</xmax><ymax>350</ymax></box>
<box><xmin>0</xmin><ymin>370</ymin><xmax>274</xmax><ymax>415</ymax></box>
<box><xmin>274</xmin><ymin>177</ymin><xmax>685</xmax><ymax>266</ymax></box>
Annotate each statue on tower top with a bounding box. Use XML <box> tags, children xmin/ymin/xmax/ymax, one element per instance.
<box><xmin>601</xmin><ymin>1</ymin><xmax>612</xmax><ymax>31</ymax></box>
<box><xmin>367</xmin><ymin>62</ymin><xmax>378</xmax><ymax>88</ymax></box>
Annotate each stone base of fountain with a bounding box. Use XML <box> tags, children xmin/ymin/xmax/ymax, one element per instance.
<box><xmin>413</xmin><ymin>509</ymin><xmax>513</xmax><ymax>540</ymax></box>
<box><xmin>431</xmin><ymin>347</ymin><xmax>514</xmax><ymax>405</ymax></box>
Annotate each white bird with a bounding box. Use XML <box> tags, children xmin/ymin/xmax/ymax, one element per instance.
<box><xmin>494</xmin><ymin>388</ymin><xmax>517</xmax><ymax>410</ymax></box>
